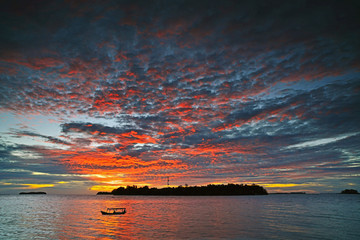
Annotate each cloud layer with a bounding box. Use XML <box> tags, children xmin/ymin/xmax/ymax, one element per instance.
<box><xmin>1</xmin><ymin>0</ymin><xmax>359</xmax><ymax>193</ymax></box>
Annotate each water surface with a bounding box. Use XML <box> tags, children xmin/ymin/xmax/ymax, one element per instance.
<box><xmin>0</xmin><ymin>194</ymin><xmax>359</xmax><ymax>239</ymax></box>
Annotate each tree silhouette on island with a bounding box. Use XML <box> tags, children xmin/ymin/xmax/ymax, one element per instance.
<box><xmin>340</xmin><ymin>189</ymin><xmax>359</xmax><ymax>194</ymax></box>
<box><xmin>98</xmin><ymin>183</ymin><xmax>268</xmax><ymax>196</ymax></box>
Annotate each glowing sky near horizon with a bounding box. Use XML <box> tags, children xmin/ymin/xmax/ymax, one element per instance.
<box><xmin>1</xmin><ymin>0</ymin><xmax>360</xmax><ymax>194</ymax></box>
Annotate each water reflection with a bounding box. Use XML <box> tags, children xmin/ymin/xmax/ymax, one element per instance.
<box><xmin>1</xmin><ymin>194</ymin><xmax>359</xmax><ymax>239</ymax></box>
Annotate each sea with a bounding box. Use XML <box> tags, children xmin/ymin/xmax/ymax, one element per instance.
<box><xmin>0</xmin><ymin>194</ymin><xmax>359</xmax><ymax>239</ymax></box>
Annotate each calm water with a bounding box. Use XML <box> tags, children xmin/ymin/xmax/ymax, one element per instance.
<box><xmin>0</xmin><ymin>194</ymin><xmax>359</xmax><ymax>239</ymax></box>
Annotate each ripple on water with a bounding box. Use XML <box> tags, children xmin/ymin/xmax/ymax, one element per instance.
<box><xmin>0</xmin><ymin>194</ymin><xmax>359</xmax><ymax>239</ymax></box>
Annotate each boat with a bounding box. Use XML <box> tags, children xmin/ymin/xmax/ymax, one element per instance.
<box><xmin>101</xmin><ymin>208</ymin><xmax>126</xmax><ymax>215</ymax></box>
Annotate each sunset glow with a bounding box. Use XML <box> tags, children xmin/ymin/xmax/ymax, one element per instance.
<box><xmin>1</xmin><ymin>0</ymin><xmax>359</xmax><ymax>194</ymax></box>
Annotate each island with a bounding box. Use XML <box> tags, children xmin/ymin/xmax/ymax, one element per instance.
<box><xmin>19</xmin><ymin>192</ymin><xmax>47</xmax><ymax>195</ymax></box>
<box><xmin>340</xmin><ymin>189</ymin><xmax>359</xmax><ymax>194</ymax></box>
<box><xmin>97</xmin><ymin>183</ymin><xmax>268</xmax><ymax>196</ymax></box>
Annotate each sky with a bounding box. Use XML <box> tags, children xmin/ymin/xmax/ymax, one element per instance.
<box><xmin>1</xmin><ymin>0</ymin><xmax>359</xmax><ymax>194</ymax></box>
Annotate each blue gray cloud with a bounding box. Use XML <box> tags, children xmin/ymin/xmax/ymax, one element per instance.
<box><xmin>0</xmin><ymin>0</ymin><xmax>359</xmax><ymax>193</ymax></box>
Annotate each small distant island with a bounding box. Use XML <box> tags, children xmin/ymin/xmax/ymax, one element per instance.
<box><xmin>340</xmin><ymin>189</ymin><xmax>358</xmax><ymax>194</ymax></box>
<box><xmin>19</xmin><ymin>192</ymin><xmax>47</xmax><ymax>195</ymax></box>
<box><xmin>98</xmin><ymin>183</ymin><xmax>268</xmax><ymax>196</ymax></box>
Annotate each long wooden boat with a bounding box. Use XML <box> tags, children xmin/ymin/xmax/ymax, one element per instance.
<box><xmin>101</xmin><ymin>208</ymin><xmax>126</xmax><ymax>215</ymax></box>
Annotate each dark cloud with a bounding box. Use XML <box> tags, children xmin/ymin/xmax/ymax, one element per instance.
<box><xmin>10</xmin><ymin>129</ymin><xmax>72</xmax><ymax>146</ymax></box>
<box><xmin>0</xmin><ymin>142</ymin><xmax>77</xmax><ymax>183</ymax></box>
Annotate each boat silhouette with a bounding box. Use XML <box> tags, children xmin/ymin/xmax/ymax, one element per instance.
<box><xmin>101</xmin><ymin>208</ymin><xmax>126</xmax><ymax>215</ymax></box>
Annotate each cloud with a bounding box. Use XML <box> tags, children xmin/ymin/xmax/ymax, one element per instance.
<box><xmin>0</xmin><ymin>0</ymin><xmax>359</xmax><ymax>192</ymax></box>
<box><xmin>285</xmin><ymin>132</ymin><xmax>360</xmax><ymax>150</ymax></box>
<box><xmin>9</xmin><ymin>129</ymin><xmax>72</xmax><ymax>146</ymax></box>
